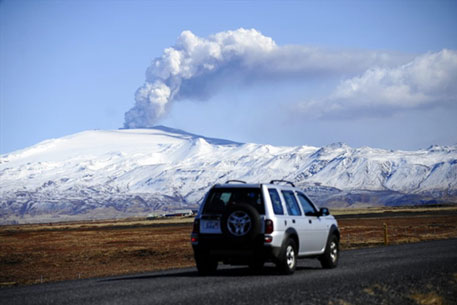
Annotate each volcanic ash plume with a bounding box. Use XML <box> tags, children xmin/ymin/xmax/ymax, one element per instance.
<box><xmin>123</xmin><ymin>28</ymin><xmax>276</xmax><ymax>128</ymax></box>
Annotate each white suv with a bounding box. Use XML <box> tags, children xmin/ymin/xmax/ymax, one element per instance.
<box><xmin>191</xmin><ymin>180</ymin><xmax>340</xmax><ymax>275</ymax></box>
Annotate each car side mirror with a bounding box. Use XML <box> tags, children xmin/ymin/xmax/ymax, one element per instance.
<box><xmin>319</xmin><ymin>207</ymin><xmax>330</xmax><ymax>216</ymax></box>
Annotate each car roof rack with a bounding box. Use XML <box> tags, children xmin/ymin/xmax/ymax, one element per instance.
<box><xmin>225</xmin><ymin>180</ymin><xmax>247</xmax><ymax>184</ymax></box>
<box><xmin>270</xmin><ymin>180</ymin><xmax>295</xmax><ymax>187</ymax></box>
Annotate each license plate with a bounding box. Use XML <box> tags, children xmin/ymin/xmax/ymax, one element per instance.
<box><xmin>201</xmin><ymin>220</ymin><xmax>221</xmax><ymax>234</ymax></box>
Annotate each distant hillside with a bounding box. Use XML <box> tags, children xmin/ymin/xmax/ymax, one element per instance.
<box><xmin>1</xmin><ymin>126</ymin><xmax>456</xmax><ymax>224</ymax></box>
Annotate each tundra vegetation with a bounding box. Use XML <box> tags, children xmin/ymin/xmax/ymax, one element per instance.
<box><xmin>1</xmin><ymin>206</ymin><xmax>456</xmax><ymax>286</ymax></box>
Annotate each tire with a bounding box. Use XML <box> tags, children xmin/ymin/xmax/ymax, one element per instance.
<box><xmin>221</xmin><ymin>204</ymin><xmax>261</xmax><ymax>242</ymax></box>
<box><xmin>276</xmin><ymin>239</ymin><xmax>297</xmax><ymax>275</ymax></box>
<box><xmin>319</xmin><ymin>235</ymin><xmax>339</xmax><ymax>269</ymax></box>
<box><xmin>195</xmin><ymin>251</ymin><xmax>218</xmax><ymax>275</ymax></box>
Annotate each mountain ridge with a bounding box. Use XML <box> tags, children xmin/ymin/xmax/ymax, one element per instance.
<box><xmin>1</xmin><ymin>126</ymin><xmax>456</xmax><ymax>224</ymax></box>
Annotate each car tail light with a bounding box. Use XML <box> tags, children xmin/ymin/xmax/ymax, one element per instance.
<box><xmin>192</xmin><ymin>219</ymin><xmax>200</xmax><ymax>234</ymax></box>
<box><xmin>191</xmin><ymin>236</ymin><xmax>198</xmax><ymax>243</ymax></box>
<box><xmin>265</xmin><ymin>219</ymin><xmax>274</xmax><ymax>234</ymax></box>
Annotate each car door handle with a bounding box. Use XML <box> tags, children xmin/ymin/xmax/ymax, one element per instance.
<box><xmin>292</xmin><ymin>219</ymin><xmax>296</xmax><ymax>224</ymax></box>
<box><xmin>309</xmin><ymin>219</ymin><xmax>312</xmax><ymax>224</ymax></box>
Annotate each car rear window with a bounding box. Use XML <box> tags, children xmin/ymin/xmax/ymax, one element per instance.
<box><xmin>268</xmin><ymin>188</ymin><xmax>284</xmax><ymax>215</ymax></box>
<box><xmin>203</xmin><ymin>188</ymin><xmax>264</xmax><ymax>214</ymax></box>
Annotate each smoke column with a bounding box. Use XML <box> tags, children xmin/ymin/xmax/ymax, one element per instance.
<box><xmin>124</xmin><ymin>29</ymin><xmax>276</xmax><ymax>128</ymax></box>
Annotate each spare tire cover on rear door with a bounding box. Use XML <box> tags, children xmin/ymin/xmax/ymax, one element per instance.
<box><xmin>221</xmin><ymin>203</ymin><xmax>261</xmax><ymax>242</ymax></box>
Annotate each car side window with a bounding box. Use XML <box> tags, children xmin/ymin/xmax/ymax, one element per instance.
<box><xmin>268</xmin><ymin>188</ymin><xmax>284</xmax><ymax>215</ymax></box>
<box><xmin>296</xmin><ymin>193</ymin><xmax>317</xmax><ymax>216</ymax></box>
<box><xmin>281</xmin><ymin>190</ymin><xmax>302</xmax><ymax>216</ymax></box>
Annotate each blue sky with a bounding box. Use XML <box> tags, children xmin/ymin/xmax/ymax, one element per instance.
<box><xmin>1</xmin><ymin>0</ymin><xmax>457</xmax><ymax>154</ymax></box>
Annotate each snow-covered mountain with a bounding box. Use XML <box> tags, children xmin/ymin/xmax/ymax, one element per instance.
<box><xmin>1</xmin><ymin>126</ymin><xmax>456</xmax><ymax>224</ymax></box>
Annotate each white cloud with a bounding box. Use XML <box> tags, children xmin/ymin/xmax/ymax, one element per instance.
<box><xmin>298</xmin><ymin>49</ymin><xmax>457</xmax><ymax>118</ymax></box>
<box><xmin>124</xmin><ymin>28</ymin><xmax>451</xmax><ymax>128</ymax></box>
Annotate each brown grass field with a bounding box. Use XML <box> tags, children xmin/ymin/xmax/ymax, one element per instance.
<box><xmin>1</xmin><ymin>207</ymin><xmax>457</xmax><ymax>286</ymax></box>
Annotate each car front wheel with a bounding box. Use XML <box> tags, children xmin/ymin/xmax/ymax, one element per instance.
<box><xmin>319</xmin><ymin>235</ymin><xmax>339</xmax><ymax>269</ymax></box>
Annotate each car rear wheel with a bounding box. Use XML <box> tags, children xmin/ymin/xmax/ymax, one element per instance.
<box><xmin>195</xmin><ymin>251</ymin><xmax>218</xmax><ymax>275</ymax></box>
<box><xmin>277</xmin><ymin>239</ymin><xmax>297</xmax><ymax>275</ymax></box>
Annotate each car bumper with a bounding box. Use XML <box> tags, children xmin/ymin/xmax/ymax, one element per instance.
<box><xmin>192</xmin><ymin>234</ymin><xmax>281</xmax><ymax>263</ymax></box>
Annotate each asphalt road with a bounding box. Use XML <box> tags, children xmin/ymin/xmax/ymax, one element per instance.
<box><xmin>2</xmin><ymin>239</ymin><xmax>456</xmax><ymax>305</ymax></box>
